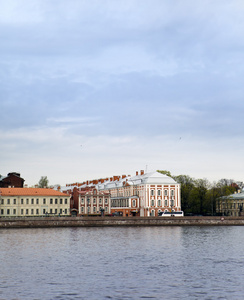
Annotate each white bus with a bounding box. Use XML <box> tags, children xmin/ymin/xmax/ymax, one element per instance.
<box><xmin>159</xmin><ymin>211</ymin><xmax>184</xmax><ymax>217</ymax></box>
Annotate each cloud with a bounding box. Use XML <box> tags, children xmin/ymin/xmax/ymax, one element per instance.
<box><xmin>1</xmin><ymin>0</ymin><xmax>244</xmax><ymax>185</ymax></box>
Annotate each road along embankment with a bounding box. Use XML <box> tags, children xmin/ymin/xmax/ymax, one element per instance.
<box><xmin>0</xmin><ymin>216</ymin><xmax>244</xmax><ymax>228</ymax></box>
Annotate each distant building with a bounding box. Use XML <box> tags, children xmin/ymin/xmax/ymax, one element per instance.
<box><xmin>217</xmin><ymin>190</ymin><xmax>244</xmax><ymax>217</ymax></box>
<box><xmin>0</xmin><ymin>172</ymin><xmax>25</xmax><ymax>188</ymax></box>
<box><xmin>0</xmin><ymin>188</ymin><xmax>70</xmax><ymax>217</ymax></box>
<box><xmin>66</xmin><ymin>170</ymin><xmax>181</xmax><ymax>217</ymax></box>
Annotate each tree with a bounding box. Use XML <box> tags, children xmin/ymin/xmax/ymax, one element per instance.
<box><xmin>173</xmin><ymin>175</ymin><xmax>195</xmax><ymax>213</ymax></box>
<box><xmin>38</xmin><ymin>176</ymin><xmax>49</xmax><ymax>188</ymax></box>
<box><xmin>157</xmin><ymin>170</ymin><xmax>172</xmax><ymax>177</ymax></box>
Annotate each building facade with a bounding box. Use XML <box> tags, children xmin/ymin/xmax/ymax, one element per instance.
<box><xmin>216</xmin><ymin>190</ymin><xmax>244</xmax><ymax>217</ymax></box>
<box><xmin>0</xmin><ymin>188</ymin><xmax>70</xmax><ymax>217</ymax></box>
<box><xmin>66</xmin><ymin>170</ymin><xmax>181</xmax><ymax>217</ymax></box>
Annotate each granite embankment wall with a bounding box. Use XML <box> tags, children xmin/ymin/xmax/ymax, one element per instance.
<box><xmin>1</xmin><ymin>216</ymin><xmax>244</xmax><ymax>228</ymax></box>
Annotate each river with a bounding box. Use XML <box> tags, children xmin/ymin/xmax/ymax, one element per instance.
<box><xmin>1</xmin><ymin>226</ymin><xmax>244</xmax><ymax>299</ymax></box>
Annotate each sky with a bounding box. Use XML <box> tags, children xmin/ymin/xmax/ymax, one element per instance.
<box><xmin>1</xmin><ymin>0</ymin><xmax>244</xmax><ymax>186</ymax></box>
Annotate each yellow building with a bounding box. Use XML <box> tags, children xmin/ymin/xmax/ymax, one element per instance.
<box><xmin>0</xmin><ymin>188</ymin><xmax>70</xmax><ymax>217</ymax></box>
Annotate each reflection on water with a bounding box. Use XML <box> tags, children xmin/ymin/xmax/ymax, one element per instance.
<box><xmin>1</xmin><ymin>226</ymin><xmax>244</xmax><ymax>299</ymax></box>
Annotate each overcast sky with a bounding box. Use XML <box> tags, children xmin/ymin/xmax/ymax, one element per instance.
<box><xmin>1</xmin><ymin>0</ymin><xmax>244</xmax><ymax>186</ymax></box>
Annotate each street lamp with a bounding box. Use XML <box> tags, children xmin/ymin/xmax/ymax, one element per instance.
<box><xmin>170</xmin><ymin>197</ymin><xmax>174</xmax><ymax>216</ymax></box>
<box><xmin>87</xmin><ymin>198</ymin><xmax>90</xmax><ymax>216</ymax></box>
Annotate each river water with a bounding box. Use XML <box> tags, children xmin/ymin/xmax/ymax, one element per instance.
<box><xmin>1</xmin><ymin>226</ymin><xmax>244</xmax><ymax>300</ymax></box>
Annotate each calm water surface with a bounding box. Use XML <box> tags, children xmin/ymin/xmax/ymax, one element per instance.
<box><xmin>1</xmin><ymin>226</ymin><xmax>244</xmax><ymax>300</ymax></box>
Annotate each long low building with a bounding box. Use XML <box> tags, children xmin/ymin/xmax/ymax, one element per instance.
<box><xmin>0</xmin><ymin>188</ymin><xmax>70</xmax><ymax>217</ymax></box>
<box><xmin>68</xmin><ymin>170</ymin><xmax>181</xmax><ymax>217</ymax></box>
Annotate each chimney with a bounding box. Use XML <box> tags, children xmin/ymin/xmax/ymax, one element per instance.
<box><xmin>140</xmin><ymin>170</ymin><xmax>144</xmax><ymax>175</ymax></box>
<box><xmin>122</xmin><ymin>175</ymin><xmax>126</xmax><ymax>179</ymax></box>
<box><xmin>136</xmin><ymin>171</ymin><xmax>138</xmax><ymax>176</ymax></box>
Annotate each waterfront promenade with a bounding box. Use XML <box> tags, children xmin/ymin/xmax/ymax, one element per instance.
<box><xmin>1</xmin><ymin>216</ymin><xmax>244</xmax><ymax>228</ymax></box>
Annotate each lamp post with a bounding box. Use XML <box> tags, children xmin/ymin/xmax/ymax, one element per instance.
<box><xmin>170</xmin><ymin>197</ymin><xmax>174</xmax><ymax>216</ymax></box>
<box><xmin>87</xmin><ymin>198</ymin><xmax>90</xmax><ymax>216</ymax></box>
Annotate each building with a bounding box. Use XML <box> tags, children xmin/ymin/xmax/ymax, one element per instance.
<box><xmin>72</xmin><ymin>187</ymin><xmax>111</xmax><ymax>216</ymax></box>
<box><xmin>0</xmin><ymin>188</ymin><xmax>70</xmax><ymax>217</ymax></box>
<box><xmin>216</xmin><ymin>190</ymin><xmax>244</xmax><ymax>217</ymax></box>
<box><xmin>0</xmin><ymin>172</ymin><xmax>25</xmax><ymax>188</ymax></box>
<box><xmin>66</xmin><ymin>170</ymin><xmax>181</xmax><ymax>217</ymax></box>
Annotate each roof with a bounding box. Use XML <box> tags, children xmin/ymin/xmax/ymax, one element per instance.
<box><xmin>223</xmin><ymin>191</ymin><xmax>244</xmax><ymax>200</ymax></box>
<box><xmin>129</xmin><ymin>171</ymin><xmax>177</xmax><ymax>185</ymax></box>
<box><xmin>0</xmin><ymin>188</ymin><xmax>69</xmax><ymax>197</ymax></box>
<box><xmin>97</xmin><ymin>171</ymin><xmax>177</xmax><ymax>190</ymax></box>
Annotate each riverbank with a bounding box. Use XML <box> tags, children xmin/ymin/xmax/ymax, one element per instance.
<box><xmin>1</xmin><ymin>216</ymin><xmax>244</xmax><ymax>228</ymax></box>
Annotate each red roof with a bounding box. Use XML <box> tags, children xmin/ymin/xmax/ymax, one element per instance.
<box><xmin>0</xmin><ymin>188</ymin><xmax>69</xmax><ymax>197</ymax></box>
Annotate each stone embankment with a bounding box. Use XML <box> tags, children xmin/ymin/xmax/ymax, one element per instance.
<box><xmin>1</xmin><ymin>216</ymin><xmax>244</xmax><ymax>228</ymax></box>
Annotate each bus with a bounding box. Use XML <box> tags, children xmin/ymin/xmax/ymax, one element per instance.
<box><xmin>158</xmin><ymin>211</ymin><xmax>184</xmax><ymax>217</ymax></box>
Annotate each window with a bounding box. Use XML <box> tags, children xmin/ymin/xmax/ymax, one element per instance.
<box><xmin>1</xmin><ymin>209</ymin><xmax>3</xmax><ymax>215</ymax></box>
<box><xmin>31</xmin><ymin>198</ymin><xmax>34</xmax><ymax>204</ymax></box>
<box><xmin>21</xmin><ymin>209</ymin><xmax>24</xmax><ymax>215</ymax></box>
<box><xmin>105</xmin><ymin>207</ymin><xmax>108</xmax><ymax>212</ymax></box>
<box><xmin>99</xmin><ymin>198</ymin><xmax>102</xmax><ymax>204</ymax></box>
<box><xmin>81</xmin><ymin>198</ymin><xmax>84</xmax><ymax>204</ymax></box>
<box><xmin>55</xmin><ymin>209</ymin><xmax>57</xmax><ymax>214</ymax></box>
<box><xmin>60</xmin><ymin>209</ymin><xmax>62</xmax><ymax>214</ymax></box>
<box><xmin>36</xmin><ymin>209</ymin><xmax>39</xmax><ymax>215</ymax></box>
<box><xmin>13</xmin><ymin>209</ymin><xmax>16</xmax><ymax>214</ymax></box>
<box><xmin>13</xmin><ymin>199</ymin><xmax>16</xmax><ymax>204</ymax></box>
<box><xmin>31</xmin><ymin>209</ymin><xmax>34</xmax><ymax>215</ymax></box>
<box><xmin>60</xmin><ymin>199</ymin><xmax>62</xmax><ymax>205</ymax></box>
<box><xmin>81</xmin><ymin>207</ymin><xmax>84</xmax><ymax>213</ymax></box>
<box><xmin>50</xmin><ymin>198</ymin><xmax>53</xmax><ymax>204</ymax></box>
<box><xmin>65</xmin><ymin>209</ymin><xmax>67</xmax><ymax>214</ymax></box>
<box><xmin>93</xmin><ymin>198</ymin><xmax>96</xmax><ymax>204</ymax></box>
<box><xmin>7</xmin><ymin>199</ymin><xmax>10</xmax><ymax>204</ymax></box>
<box><xmin>55</xmin><ymin>199</ymin><xmax>58</xmax><ymax>204</ymax></box>
<box><xmin>151</xmin><ymin>200</ymin><xmax>155</xmax><ymax>206</ymax></box>
<box><xmin>65</xmin><ymin>199</ymin><xmax>67</xmax><ymax>204</ymax></box>
<box><xmin>1</xmin><ymin>199</ymin><xmax>3</xmax><ymax>205</ymax></box>
<box><xmin>151</xmin><ymin>190</ymin><xmax>154</xmax><ymax>196</ymax></box>
<box><xmin>164</xmin><ymin>200</ymin><xmax>168</xmax><ymax>206</ymax></box>
<box><xmin>105</xmin><ymin>198</ymin><xmax>108</xmax><ymax>204</ymax></box>
<box><xmin>7</xmin><ymin>209</ymin><xmax>10</xmax><ymax>215</ymax></box>
<box><xmin>132</xmin><ymin>200</ymin><xmax>136</xmax><ymax>207</ymax></box>
<box><xmin>171</xmin><ymin>190</ymin><xmax>174</xmax><ymax>196</ymax></box>
<box><xmin>26</xmin><ymin>209</ymin><xmax>29</xmax><ymax>215</ymax></box>
<box><xmin>36</xmin><ymin>199</ymin><xmax>39</xmax><ymax>204</ymax></box>
<box><xmin>158</xmin><ymin>200</ymin><xmax>161</xmax><ymax>207</ymax></box>
<box><xmin>21</xmin><ymin>199</ymin><xmax>24</xmax><ymax>204</ymax></box>
<box><xmin>93</xmin><ymin>207</ymin><xmax>96</xmax><ymax>212</ymax></box>
<box><xmin>88</xmin><ymin>207</ymin><xmax>90</xmax><ymax>213</ymax></box>
<box><xmin>43</xmin><ymin>198</ymin><xmax>46</xmax><ymax>204</ymax></box>
<box><xmin>43</xmin><ymin>209</ymin><xmax>46</xmax><ymax>214</ymax></box>
<box><xmin>157</xmin><ymin>190</ymin><xmax>161</xmax><ymax>196</ymax></box>
<box><xmin>26</xmin><ymin>199</ymin><xmax>29</xmax><ymax>205</ymax></box>
<box><xmin>164</xmin><ymin>190</ymin><xmax>168</xmax><ymax>196</ymax></box>
<box><xmin>50</xmin><ymin>209</ymin><xmax>53</xmax><ymax>213</ymax></box>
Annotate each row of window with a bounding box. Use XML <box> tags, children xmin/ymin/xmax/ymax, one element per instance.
<box><xmin>150</xmin><ymin>190</ymin><xmax>175</xmax><ymax>196</ymax></box>
<box><xmin>0</xmin><ymin>208</ymin><xmax>68</xmax><ymax>215</ymax></box>
<box><xmin>1</xmin><ymin>198</ymin><xmax>68</xmax><ymax>205</ymax></box>
<box><xmin>81</xmin><ymin>198</ymin><xmax>108</xmax><ymax>205</ymax></box>
<box><xmin>151</xmin><ymin>199</ymin><xmax>174</xmax><ymax>207</ymax></box>
<box><xmin>111</xmin><ymin>199</ymin><xmax>130</xmax><ymax>208</ymax></box>
<box><xmin>80</xmin><ymin>206</ymin><xmax>108</xmax><ymax>213</ymax></box>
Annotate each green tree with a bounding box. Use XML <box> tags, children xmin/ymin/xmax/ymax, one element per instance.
<box><xmin>173</xmin><ymin>175</ymin><xmax>195</xmax><ymax>213</ymax></box>
<box><xmin>157</xmin><ymin>170</ymin><xmax>172</xmax><ymax>177</ymax></box>
<box><xmin>38</xmin><ymin>176</ymin><xmax>49</xmax><ymax>188</ymax></box>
